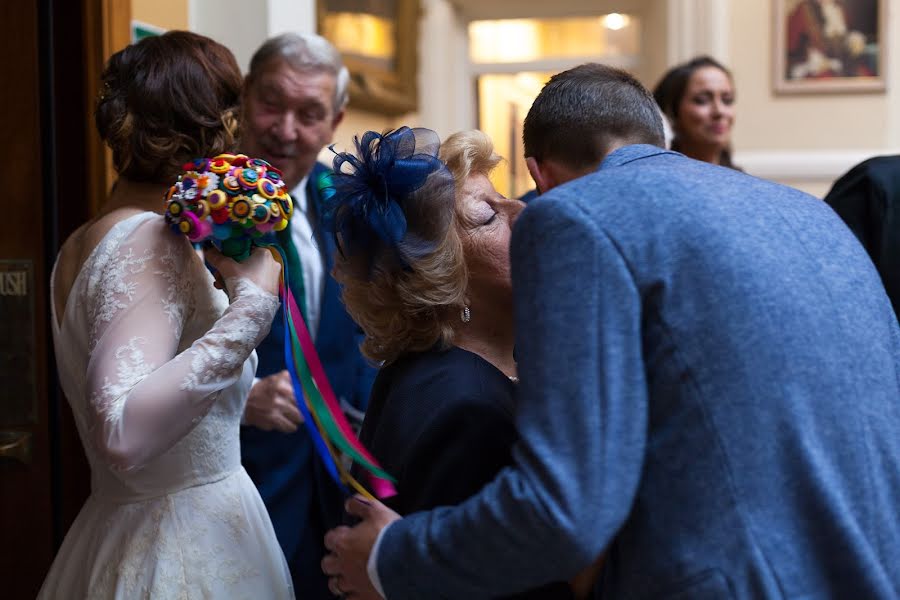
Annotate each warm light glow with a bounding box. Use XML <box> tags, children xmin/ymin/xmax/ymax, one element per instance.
<box><xmin>322</xmin><ymin>12</ymin><xmax>395</xmax><ymax>60</ymax></box>
<box><xmin>469</xmin><ymin>16</ymin><xmax>639</xmax><ymax>63</ymax></box>
<box><xmin>471</xmin><ymin>14</ymin><xmax>642</xmax><ymax>196</ymax></box>
<box><xmin>478</xmin><ymin>72</ymin><xmax>554</xmax><ymax>198</ymax></box>
<box><xmin>603</xmin><ymin>13</ymin><xmax>630</xmax><ymax>31</ymax></box>
<box><xmin>469</xmin><ymin>20</ymin><xmax>540</xmax><ymax>63</ymax></box>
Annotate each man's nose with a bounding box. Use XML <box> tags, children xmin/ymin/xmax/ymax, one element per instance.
<box><xmin>273</xmin><ymin>111</ymin><xmax>299</xmax><ymax>142</ymax></box>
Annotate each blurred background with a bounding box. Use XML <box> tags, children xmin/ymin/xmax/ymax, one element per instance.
<box><xmin>132</xmin><ymin>0</ymin><xmax>900</xmax><ymax>198</ymax></box>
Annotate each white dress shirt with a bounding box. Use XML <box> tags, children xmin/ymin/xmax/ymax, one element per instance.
<box><xmin>368</xmin><ymin>525</ymin><xmax>390</xmax><ymax>598</ymax></box>
<box><xmin>290</xmin><ymin>176</ymin><xmax>325</xmax><ymax>342</ymax></box>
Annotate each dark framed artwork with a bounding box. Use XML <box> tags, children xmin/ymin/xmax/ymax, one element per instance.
<box><xmin>774</xmin><ymin>0</ymin><xmax>885</xmax><ymax>93</ymax></box>
<box><xmin>318</xmin><ymin>0</ymin><xmax>420</xmax><ymax>114</ymax></box>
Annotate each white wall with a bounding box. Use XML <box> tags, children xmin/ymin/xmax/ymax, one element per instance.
<box><xmin>189</xmin><ymin>0</ymin><xmax>316</xmax><ymax>73</ymax></box>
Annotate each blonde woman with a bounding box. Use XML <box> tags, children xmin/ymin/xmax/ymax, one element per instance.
<box><xmin>323</xmin><ymin>127</ymin><xmax>589</xmax><ymax>599</ymax></box>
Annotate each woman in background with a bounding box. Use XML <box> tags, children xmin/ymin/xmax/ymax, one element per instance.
<box><xmin>653</xmin><ymin>56</ymin><xmax>739</xmax><ymax>169</ymax></box>
<box><xmin>40</xmin><ymin>31</ymin><xmax>292</xmax><ymax>598</ymax></box>
<box><xmin>324</xmin><ymin>127</ymin><xmax>597</xmax><ymax>599</ymax></box>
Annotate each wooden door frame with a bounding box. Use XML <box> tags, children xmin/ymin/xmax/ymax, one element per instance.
<box><xmin>82</xmin><ymin>0</ymin><xmax>130</xmax><ymax>215</ymax></box>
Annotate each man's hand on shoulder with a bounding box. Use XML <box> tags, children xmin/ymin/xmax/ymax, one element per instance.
<box><xmin>322</xmin><ymin>496</ymin><xmax>401</xmax><ymax>600</ymax></box>
<box><xmin>243</xmin><ymin>370</ymin><xmax>303</xmax><ymax>432</ymax></box>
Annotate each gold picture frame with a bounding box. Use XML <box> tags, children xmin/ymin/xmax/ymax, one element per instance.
<box><xmin>317</xmin><ymin>0</ymin><xmax>420</xmax><ymax>115</ymax></box>
<box><xmin>773</xmin><ymin>0</ymin><xmax>886</xmax><ymax>94</ymax></box>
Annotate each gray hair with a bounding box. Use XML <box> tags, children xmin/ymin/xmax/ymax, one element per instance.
<box><xmin>248</xmin><ymin>33</ymin><xmax>350</xmax><ymax>112</ymax></box>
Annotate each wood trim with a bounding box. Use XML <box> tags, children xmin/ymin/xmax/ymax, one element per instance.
<box><xmin>82</xmin><ymin>0</ymin><xmax>131</xmax><ymax>215</ymax></box>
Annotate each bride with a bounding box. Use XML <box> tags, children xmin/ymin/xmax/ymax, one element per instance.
<box><xmin>39</xmin><ymin>31</ymin><xmax>294</xmax><ymax>598</ymax></box>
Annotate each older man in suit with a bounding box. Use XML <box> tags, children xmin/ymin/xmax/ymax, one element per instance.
<box><xmin>322</xmin><ymin>63</ymin><xmax>900</xmax><ymax>599</ymax></box>
<box><xmin>239</xmin><ymin>33</ymin><xmax>376</xmax><ymax>598</ymax></box>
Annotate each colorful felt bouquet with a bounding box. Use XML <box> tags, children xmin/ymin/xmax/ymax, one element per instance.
<box><xmin>165</xmin><ymin>153</ymin><xmax>395</xmax><ymax>500</ymax></box>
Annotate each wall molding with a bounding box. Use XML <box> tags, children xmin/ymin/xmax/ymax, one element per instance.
<box><xmin>735</xmin><ymin>149</ymin><xmax>898</xmax><ymax>181</ymax></box>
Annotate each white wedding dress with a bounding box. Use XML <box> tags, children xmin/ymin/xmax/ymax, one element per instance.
<box><xmin>39</xmin><ymin>212</ymin><xmax>294</xmax><ymax>599</ymax></box>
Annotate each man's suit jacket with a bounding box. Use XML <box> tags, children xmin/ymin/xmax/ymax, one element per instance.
<box><xmin>375</xmin><ymin>145</ymin><xmax>900</xmax><ymax>599</ymax></box>
<box><xmin>824</xmin><ymin>154</ymin><xmax>900</xmax><ymax>317</ymax></box>
<box><xmin>241</xmin><ymin>162</ymin><xmax>376</xmax><ymax>598</ymax></box>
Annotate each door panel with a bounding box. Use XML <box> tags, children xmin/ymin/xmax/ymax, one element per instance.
<box><xmin>0</xmin><ymin>1</ymin><xmax>54</xmax><ymax>596</ymax></box>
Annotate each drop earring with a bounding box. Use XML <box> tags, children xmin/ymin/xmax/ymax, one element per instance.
<box><xmin>461</xmin><ymin>305</ymin><xmax>471</xmax><ymax>323</ymax></box>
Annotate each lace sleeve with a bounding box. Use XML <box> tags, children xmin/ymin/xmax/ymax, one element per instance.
<box><xmin>84</xmin><ymin>218</ymin><xmax>279</xmax><ymax>471</ymax></box>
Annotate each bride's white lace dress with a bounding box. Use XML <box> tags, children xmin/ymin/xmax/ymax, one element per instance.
<box><xmin>39</xmin><ymin>212</ymin><xmax>294</xmax><ymax>599</ymax></box>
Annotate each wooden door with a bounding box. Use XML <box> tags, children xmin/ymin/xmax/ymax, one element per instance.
<box><xmin>0</xmin><ymin>1</ymin><xmax>56</xmax><ymax>596</ymax></box>
<box><xmin>0</xmin><ymin>1</ymin><xmax>128</xmax><ymax>596</ymax></box>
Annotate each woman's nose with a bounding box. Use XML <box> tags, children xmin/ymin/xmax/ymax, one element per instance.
<box><xmin>712</xmin><ymin>98</ymin><xmax>733</xmax><ymax>119</ymax></box>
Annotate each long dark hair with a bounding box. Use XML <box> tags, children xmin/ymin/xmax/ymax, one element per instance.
<box><xmin>653</xmin><ymin>56</ymin><xmax>738</xmax><ymax>169</ymax></box>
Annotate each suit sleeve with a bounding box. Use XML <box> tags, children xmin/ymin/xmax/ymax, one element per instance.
<box><xmin>375</xmin><ymin>198</ymin><xmax>649</xmax><ymax>598</ymax></box>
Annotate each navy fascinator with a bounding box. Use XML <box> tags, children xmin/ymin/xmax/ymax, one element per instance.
<box><xmin>324</xmin><ymin>127</ymin><xmax>455</xmax><ymax>278</ymax></box>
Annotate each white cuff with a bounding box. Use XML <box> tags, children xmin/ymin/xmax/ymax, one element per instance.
<box><xmin>367</xmin><ymin>521</ymin><xmax>393</xmax><ymax>598</ymax></box>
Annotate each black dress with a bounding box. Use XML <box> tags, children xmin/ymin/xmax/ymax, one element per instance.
<box><xmin>356</xmin><ymin>346</ymin><xmax>574</xmax><ymax>600</ymax></box>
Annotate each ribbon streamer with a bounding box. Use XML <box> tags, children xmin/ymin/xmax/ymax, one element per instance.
<box><xmin>164</xmin><ymin>153</ymin><xmax>394</xmax><ymax>499</ymax></box>
<box><xmin>266</xmin><ymin>243</ymin><xmax>396</xmax><ymax>499</ymax></box>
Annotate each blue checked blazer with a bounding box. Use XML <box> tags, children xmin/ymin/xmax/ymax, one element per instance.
<box><xmin>375</xmin><ymin>145</ymin><xmax>900</xmax><ymax>599</ymax></box>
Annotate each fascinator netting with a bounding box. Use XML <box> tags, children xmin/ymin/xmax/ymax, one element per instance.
<box><xmin>323</xmin><ymin>127</ymin><xmax>456</xmax><ymax>279</ymax></box>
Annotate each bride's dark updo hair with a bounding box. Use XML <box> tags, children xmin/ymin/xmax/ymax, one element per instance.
<box><xmin>95</xmin><ymin>30</ymin><xmax>242</xmax><ymax>184</ymax></box>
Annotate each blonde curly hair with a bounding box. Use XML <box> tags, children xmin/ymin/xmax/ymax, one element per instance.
<box><xmin>334</xmin><ymin>129</ymin><xmax>501</xmax><ymax>364</ymax></box>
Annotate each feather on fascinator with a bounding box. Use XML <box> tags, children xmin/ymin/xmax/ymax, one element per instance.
<box><xmin>324</xmin><ymin>127</ymin><xmax>455</xmax><ymax>278</ymax></box>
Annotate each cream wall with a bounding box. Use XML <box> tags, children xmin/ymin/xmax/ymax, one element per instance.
<box><xmin>729</xmin><ymin>1</ymin><xmax>900</xmax><ymax>196</ymax></box>
<box><xmin>132</xmin><ymin>0</ymin><xmax>188</xmax><ymax>31</ymax></box>
<box><xmin>326</xmin><ymin>110</ymin><xmax>410</xmax><ymax>159</ymax></box>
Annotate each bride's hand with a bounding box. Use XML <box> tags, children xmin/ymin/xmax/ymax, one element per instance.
<box><xmin>205</xmin><ymin>246</ymin><xmax>282</xmax><ymax>297</ymax></box>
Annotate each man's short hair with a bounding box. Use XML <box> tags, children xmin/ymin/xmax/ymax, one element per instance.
<box><xmin>523</xmin><ymin>63</ymin><xmax>665</xmax><ymax>170</ymax></box>
<box><xmin>247</xmin><ymin>32</ymin><xmax>350</xmax><ymax>112</ymax></box>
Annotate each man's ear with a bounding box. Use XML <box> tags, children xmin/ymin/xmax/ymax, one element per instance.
<box><xmin>526</xmin><ymin>157</ymin><xmax>553</xmax><ymax>194</ymax></box>
<box><xmin>331</xmin><ymin>109</ymin><xmax>345</xmax><ymax>131</ymax></box>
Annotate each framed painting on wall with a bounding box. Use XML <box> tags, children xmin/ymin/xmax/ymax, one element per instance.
<box><xmin>774</xmin><ymin>0</ymin><xmax>886</xmax><ymax>93</ymax></box>
<box><xmin>317</xmin><ymin>0</ymin><xmax>420</xmax><ymax>115</ymax></box>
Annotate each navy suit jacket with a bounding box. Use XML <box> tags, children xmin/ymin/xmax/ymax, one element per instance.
<box><xmin>241</xmin><ymin>163</ymin><xmax>376</xmax><ymax>598</ymax></box>
<box><xmin>375</xmin><ymin>145</ymin><xmax>900</xmax><ymax>599</ymax></box>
